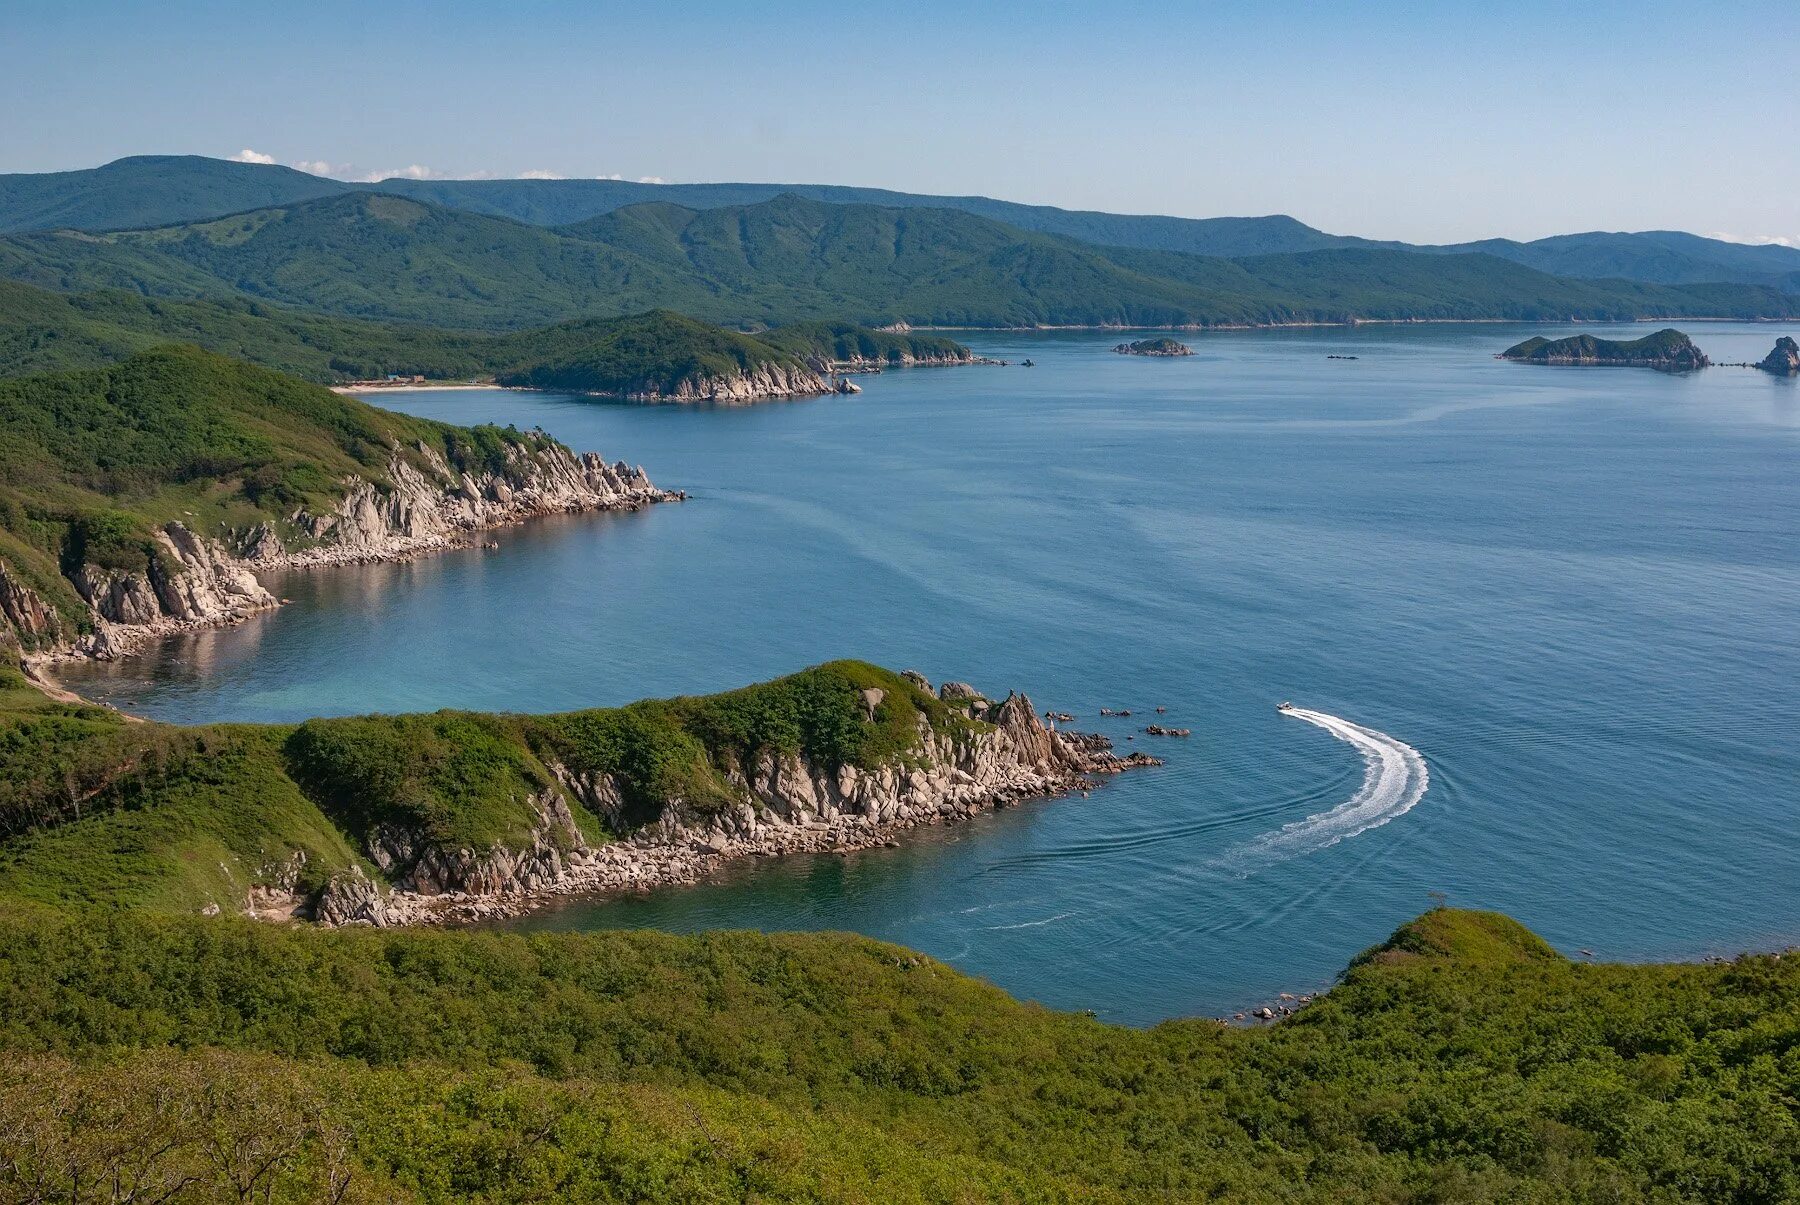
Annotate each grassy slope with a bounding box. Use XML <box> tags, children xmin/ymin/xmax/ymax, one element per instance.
<box><xmin>0</xmin><ymin>904</ymin><xmax>1794</xmax><ymax>1201</ymax></box>
<box><xmin>4</xmin><ymin>192</ymin><xmax>1793</xmax><ymax>332</ymax></box>
<box><xmin>0</xmin><ymin>661</ymin><xmax>973</xmax><ymax>911</ymax></box>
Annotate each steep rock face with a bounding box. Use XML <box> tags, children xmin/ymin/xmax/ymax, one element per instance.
<box><xmin>1757</xmin><ymin>336</ymin><xmax>1800</xmax><ymax>374</ymax></box>
<box><xmin>68</xmin><ymin>522</ymin><xmax>277</xmax><ymax>659</ymax></box>
<box><xmin>0</xmin><ymin>564</ymin><xmax>67</xmax><ymax>653</ymax></box>
<box><xmin>617</xmin><ymin>361</ymin><xmax>831</xmax><ymax>403</ymax></box>
<box><xmin>316</xmin><ymin>789</ymin><xmax>588</xmax><ymax>926</ymax></box>
<box><xmin>313</xmin><ymin>685</ymin><xmax>1157</xmax><ymax>926</ymax></box>
<box><xmin>804</xmin><ymin>349</ymin><xmax>979</xmax><ymax>373</ymax></box>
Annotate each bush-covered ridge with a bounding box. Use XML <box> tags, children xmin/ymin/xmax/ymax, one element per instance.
<box><xmin>0</xmin><ymin>659</ymin><xmax>977</xmax><ymax>913</ymax></box>
<box><xmin>0</xmin><ymin>904</ymin><xmax>1795</xmax><ymax>1201</ymax></box>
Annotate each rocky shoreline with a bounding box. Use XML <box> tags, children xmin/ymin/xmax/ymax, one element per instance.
<box><xmin>303</xmin><ymin>683</ymin><xmax>1161</xmax><ymax>928</ymax></box>
<box><xmin>13</xmin><ymin>439</ymin><xmax>681</xmax><ymax>664</ymax></box>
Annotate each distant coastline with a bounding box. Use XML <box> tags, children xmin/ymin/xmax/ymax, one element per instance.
<box><xmin>913</xmin><ymin>316</ymin><xmax>1796</xmax><ymax>332</ymax></box>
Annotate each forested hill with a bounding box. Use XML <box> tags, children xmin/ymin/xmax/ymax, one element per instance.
<box><xmin>6</xmin><ymin>156</ymin><xmax>1799</xmax><ymax>292</ymax></box>
<box><xmin>0</xmin><ymin>279</ymin><xmax>967</xmax><ymax>391</ymax></box>
<box><xmin>3</xmin><ymin>191</ymin><xmax>1791</xmax><ymax>331</ymax></box>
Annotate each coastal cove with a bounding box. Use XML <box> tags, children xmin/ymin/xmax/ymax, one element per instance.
<box><xmin>61</xmin><ymin>321</ymin><xmax>1800</xmax><ymax>1024</ymax></box>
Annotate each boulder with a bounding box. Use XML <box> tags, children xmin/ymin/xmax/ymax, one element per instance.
<box><xmin>1757</xmin><ymin>336</ymin><xmax>1800</xmax><ymax>375</ymax></box>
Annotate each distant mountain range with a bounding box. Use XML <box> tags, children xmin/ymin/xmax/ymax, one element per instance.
<box><xmin>1</xmin><ymin>189</ymin><xmax>1790</xmax><ymax>332</ymax></box>
<box><xmin>3</xmin><ymin>155</ymin><xmax>1797</xmax><ymax>295</ymax></box>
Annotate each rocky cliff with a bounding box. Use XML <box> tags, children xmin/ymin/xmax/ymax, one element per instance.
<box><xmin>245</xmin><ymin>439</ymin><xmax>675</xmax><ymax>568</ymax></box>
<box><xmin>803</xmin><ymin>348</ymin><xmax>981</xmax><ymax>374</ymax></box>
<box><xmin>610</xmin><ymin>360</ymin><xmax>832</xmax><ymax>403</ymax></box>
<box><xmin>311</xmin><ymin>676</ymin><xmax>1158</xmax><ymax>926</ymax></box>
<box><xmin>10</xmin><ymin>436</ymin><xmax>679</xmax><ymax>661</ymax></box>
<box><xmin>1756</xmin><ymin>336</ymin><xmax>1800</xmax><ymax>374</ymax></box>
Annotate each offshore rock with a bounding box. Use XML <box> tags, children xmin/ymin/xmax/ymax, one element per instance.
<box><xmin>1113</xmin><ymin>337</ymin><xmax>1194</xmax><ymax>357</ymax></box>
<box><xmin>1756</xmin><ymin>336</ymin><xmax>1800</xmax><ymax>374</ymax></box>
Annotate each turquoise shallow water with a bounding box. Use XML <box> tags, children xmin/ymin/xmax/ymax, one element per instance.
<box><xmin>62</xmin><ymin>322</ymin><xmax>1800</xmax><ymax>1024</ymax></box>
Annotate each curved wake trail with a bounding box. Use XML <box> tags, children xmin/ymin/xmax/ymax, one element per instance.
<box><xmin>1236</xmin><ymin>709</ymin><xmax>1429</xmax><ymax>868</ymax></box>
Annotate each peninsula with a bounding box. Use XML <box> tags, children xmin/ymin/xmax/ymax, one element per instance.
<box><xmin>0</xmin><ymin>345</ymin><xmax>677</xmax><ymax>661</ymax></box>
<box><xmin>0</xmin><ymin>658</ymin><xmax>1152</xmax><ymax>924</ymax></box>
<box><xmin>1500</xmin><ymin>327</ymin><xmax>1710</xmax><ymax>370</ymax></box>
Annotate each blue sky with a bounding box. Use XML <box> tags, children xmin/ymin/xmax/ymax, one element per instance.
<box><xmin>6</xmin><ymin>0</ymin><xmax>1795</xmax><ymax>244</ymax></box>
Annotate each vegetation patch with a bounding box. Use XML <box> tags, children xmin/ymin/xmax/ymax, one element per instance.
<box><xmin>0</xmin><ymin>905</ymin><xmax>1795</xmax><ymax>1200</ymax></box>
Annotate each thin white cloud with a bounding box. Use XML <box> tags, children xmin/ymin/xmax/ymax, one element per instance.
<box><xmin>1705</xmin><ymin>230</ymin><xmax>1799</xmax><ymax>248</ymax></box>
<box><xmin>358</xmin><ymin>164</ymin><xmax>434</xmax><ymax>183</ymax></box>
<box><xmin>262</xmin><ymin>157</ymin><xmax>669</xmax><ymax>186</ymax></box>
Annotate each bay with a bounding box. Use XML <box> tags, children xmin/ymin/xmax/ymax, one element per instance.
<box><xmin>60</xmin><ymin>322</ymin><xmax>1800</xmax><ymax>1024</ymax></box>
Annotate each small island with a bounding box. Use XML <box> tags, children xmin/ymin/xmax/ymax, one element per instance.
<box><xmin>1756</xmin><ymin>336</ymin><xmax>1799</xmax><ymax>375</ymax></box>
<box><xmin>1499</xmin><ymin>328</ymin><xmax>1709</xmax><ymax>371</ymax></box>
<box><xmin>1113</xmin><ymin>337</ymin><xmax>1194</xmax><ymax>357</ymax></box>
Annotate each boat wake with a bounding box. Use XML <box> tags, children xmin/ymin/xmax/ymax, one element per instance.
<box><xmin>1235</xmin><ymin>708</ymin><xmax>1429</xmax><ymax>868</ymax></box>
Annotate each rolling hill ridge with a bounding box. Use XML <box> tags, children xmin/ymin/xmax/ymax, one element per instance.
<box><xmin>4</xmin><ymin>190</ymin><xmax>1791</xmax><ymax>331</ymax></box>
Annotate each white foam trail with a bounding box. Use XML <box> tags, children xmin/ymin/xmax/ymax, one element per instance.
<box><xmin>1241</xmin><ymin>709</ymin><xmax>1429</xmax><ymax>865</ymax></box>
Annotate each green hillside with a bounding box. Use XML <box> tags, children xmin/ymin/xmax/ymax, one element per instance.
<box><xmin>0</xmin><ymin>278</ymin><xmax>489</xmax><ymax>380</ymax></box>
<box><xmin>4</xmin><ymin>192</ymin><xmax>1792</xmax><ymax>332</ymax></box>
<box><xmin>8</xmin><ymin>157</ymin><xmax>1799</xmax><ymax>295</ymax></box>
<box><xmin>0</xmin><ymin>155</ymin><xmax>347</xmax><ymax>235</ymax></box>
<box><xmin>0</xmin><ymin>878</ymin><xmax>1794</xmax><ymax>1200</ymax></box>
<box><xmin>491</xmin><ymin>310</ymin><xmax>818</xmax><ymax>395</ymax></box>
<box><xmin>0</xmin><ymin>280</ymin><xmax>964</xmax><ymax>399</ymax></box>
<box><xmin>758</xmin><ymin>319</ymin><xmax>974</xmax><ymax>365</ymax></box>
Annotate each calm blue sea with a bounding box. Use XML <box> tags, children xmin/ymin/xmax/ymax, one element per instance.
<box><xmin>62</xmin><ymin>322</ymin><xmax>1800</xmax><ymax>1024</ymax></box>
